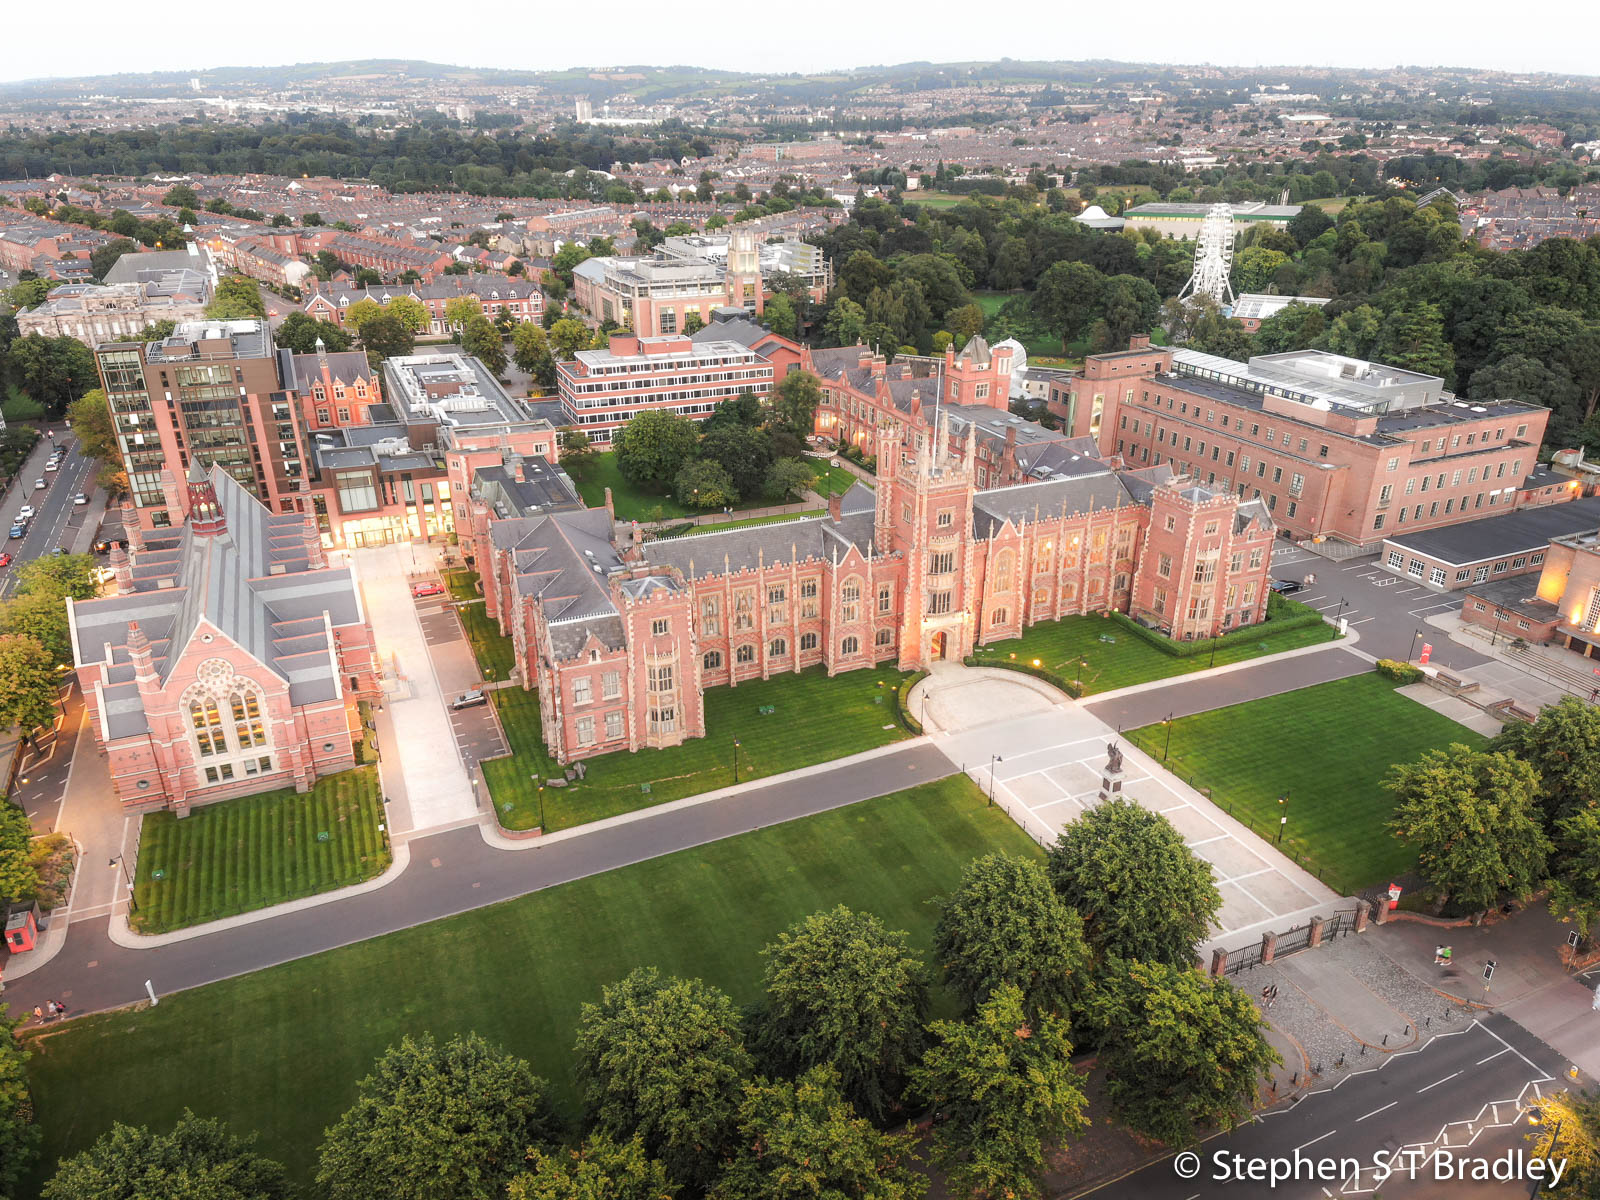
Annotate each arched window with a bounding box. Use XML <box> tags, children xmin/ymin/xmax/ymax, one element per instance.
<box><xmin>841</xmin><ymin>636</ymin><xmax>860</xmax><ymax>655</ymax></box>
<box><xmin>770</xmin><ymin>638</ymin><xmax>787</xmax><ymax>657</ymax></box>
<box><xmin>840</xmin><ymin>577</ymin><xmax>862</xmax><ymax>623</ymax></box>
<box><xmin>875</xmin><ymin>628</ymin><xmax>892</xmax><ymax>646</ymax></box>
<box><xmin>185</xmin><ymin>662</ymin><xmax>274</xmax><ymax>784</ymax></box>
<box><xmin>992</xmin><ymin>607</ymin><xmax>1009</xmax><ymax>625</ymax></box>
<box><xmin>230</xmin><ymin>687</ymin><xmax>266</xmax><ymax>747</ymax></box>
<box><xmin>1114</xmin><ymin>572</ymin><xmax>1130</xmax><ymax>592</ymax></box>
<box><xmin>190</xmin><ymin>697</ymin><xmax>225</xmax><ymax>757</ymax></box>
<box><xmin>703</xmin><ymin>650</ymin><xmax>723</xmax><ymax>670</ymax></box>
<box><xmin>994</xmin><ymin>551</ymin><xmax>1013</xmax><ymax>592</ymax></box>
<box><xmin>800</xmin><ymin>632</ymin><xmax>818</xmax><ymax>651</ymax></box>
<box><xmin>736</xmin><ymin>644</ymin><xmax>755</xmax><ymax>663</ymax></box>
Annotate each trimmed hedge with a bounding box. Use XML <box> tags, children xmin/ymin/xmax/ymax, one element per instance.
<box><xmin>964</xmin><ymin>655</ymin><xmax>1085</xmax><ymax>699</ymax></box>
<box><xmin>1375</xmin><ymin>658</ymin><xmax>1425</xmax><ymax>684</ymax></box>
<box><xmin>895</xmin><ymin>670</ymin><xmax>930</xmax><ymax>734</ymax></box>
<box><xmin>1106</xmin><ymin>590</ymin><xmax>1328</xmax><ymax>659</ymax></box>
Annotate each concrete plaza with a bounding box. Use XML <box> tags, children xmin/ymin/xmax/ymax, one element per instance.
<box><xmin>914</xmin><ymin>666</ymin><xmax>1340</xmax><ymax>954</ymax></box>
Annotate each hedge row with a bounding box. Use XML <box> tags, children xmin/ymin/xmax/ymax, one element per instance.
<box><xmin>1375</xmin><ymin>658</ymin><xmax>1425</xmax><ymax>684</ymax></box>
<box><xmin>895</xmin><ymin>670</ymin><xmax>930</xmax><ymax>734</ymax></box>
<box><xmin>1105</xmin><ymin>590</ymin><xmax>1329</xmax><ymax>659</ymax></box>
<box><xmin>964</xmin><ymin>655</ymin><xmax>1085</xmax><ymax>699</ymax></box>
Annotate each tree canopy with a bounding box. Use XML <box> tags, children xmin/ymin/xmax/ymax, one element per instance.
<box><xmin>616</xmin><ymin>410</ymin><xmax>700</xmax><ymax>492</ymax></box>
<box><xmin>43</xmin><ymin>1110</ymin><xmax>288</xmax><ymax>1200</ymax></box>
<box><xmin>509</xmin><ymin>1134</ymin><xmax>676</xmax><ymax>1200</ymax></box>
<box><xmin>1046</xmin><ymin>798</ymin><xmax>1220</xmax><ymax>966</ymax></box>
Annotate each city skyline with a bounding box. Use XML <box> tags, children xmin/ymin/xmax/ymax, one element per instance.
<box><xmin>6</xmin><ymin>0</ymin><xmax>1600</xmax><ymax>86</ymax></box>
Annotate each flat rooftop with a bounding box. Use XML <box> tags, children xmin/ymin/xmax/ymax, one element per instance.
<box><xmin>1384</xmin><ymin>496</ymin><xmax>1600</xmax><ymax>565</ymax></box>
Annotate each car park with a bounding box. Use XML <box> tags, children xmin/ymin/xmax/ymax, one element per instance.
<box><xmin>451</xmin><ymin>690</ymin><xmax>488</xmax><ymax>710</ymax></box>
<box><xmin>1269</xmin><ymin>579</ymin><xmax>1305</xmax><ymax>595</ymax></box>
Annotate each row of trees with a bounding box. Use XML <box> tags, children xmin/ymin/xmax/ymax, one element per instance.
<box><xmin>18</xmin><ymin>798</ymin><xmax>1269</xmax><ymax>1200</ymax></box>
<box><xmin>1385</xmin><ymin>696</ymin><xmax>1600</xmax><ymax>933</ymax></box>
<box><xmin>607</xmin><ymin>374</ymin><xmax>823</xmax><ymax>510</ymax></box>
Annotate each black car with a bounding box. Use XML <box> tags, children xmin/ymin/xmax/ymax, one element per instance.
<box><xmin>1269</xmin><ymin>579</ymin><xmax>1305</xmax><ymax>595</ymax></box>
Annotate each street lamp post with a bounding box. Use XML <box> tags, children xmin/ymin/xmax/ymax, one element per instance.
<box><xmin>1277</xmin><ymin>792</ymin><xmax>1289</xmax><ymax>846</ymax></box>
<box><xmin>988</xmin><ymin>753</ymin><xmax>1003</xmax><ymax>804</ymax></box>
<box><xmin>733</xmin><ymin>738</ymin><xmax>741</xmax><ymax>784</ymax></box>
<box><xmin>1408</xmin><ymin>628</ymin><xmax>1422</xmax><ymax>663</ymax></box>
<box><xmin>1162</xmin><ymin>713</ymin><xmax>1175</xmax><ymax>762</ymax></box>
<box><xmin>1335</xmin><ymin>597</ymin><xmax>1347</xmax><ymax>626</ymax></box>
<box><xmin>1527</xmin><ymin>1110</ymin><xmax>1564</xmax><ymax>1199</ymax></box>
<box><xmin>1491</xmin><ymin>607</ymin><xmax>1506</xmax><ymax>646</ymax></box>
<box><xmin>108</xmin><ymin>854</ymin><xmax>137</xmax><ymax>914</ymax></box>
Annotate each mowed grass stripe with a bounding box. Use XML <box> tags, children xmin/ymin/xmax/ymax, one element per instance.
<box><xmin>1125</xmin><ymin>673</ymin><xmax>1488</xmax><ymax>894</ymax></box>
<box><xmin>29</xmin><ymin>776</ymin><xmax>1034</xmax><ymax>1187</ymax></box>
<box><xmin>131</xmin><ymin>767</ymin><xmax>391</xmax><ymax>934</ymax></box>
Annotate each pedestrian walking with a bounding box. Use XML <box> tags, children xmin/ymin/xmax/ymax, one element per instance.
<box><xmin>31</xmin><ymin>1006</ymin><xmax>42</xmax><ymax>1022</ymax></box>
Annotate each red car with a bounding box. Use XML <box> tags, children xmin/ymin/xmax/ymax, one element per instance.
<box><xmin>411</xmin><ymin>581</ymin><xmax>447</xmax><ymax>598</ymax></box>
<box><xmin>0</xmin><ymin>552</ymin><xmax>11</xmax><ymax>569</ymax></box>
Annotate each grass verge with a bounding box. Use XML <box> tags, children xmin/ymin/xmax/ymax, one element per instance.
<box><xmin>1125</xmin><ymin>673</ymin><xmax>1488</xmax><ymax>893</ymax></box>
<box><xmin>456</xmin><ymin>600</ymin><xmax>516</xmax><ymax>682</ymax></box>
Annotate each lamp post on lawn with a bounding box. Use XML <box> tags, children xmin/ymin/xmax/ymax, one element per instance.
<box><xmin>108</xmin><ymin>854</ymin><xmax>137</xmax><ymax>914</ymax></box>
<box><xmin>528</xmin><ymin>774</ymin><xmax>546</xmax><ymax>833</ymax></box>
<box><xmin>1335</xmin><ymin>597</ymin><xmax>1347</xmax><ymax>626</ymax></box>
<box><xmin>1162</xmin><ymin>713</ymin><xmax>1175</xmax><ymax>762</ymax></box>
<box><xmin>988</xmin><ymin>753</ymin><xmax>1003</xmax><ymax>804</ymax></box>
<box><xmin>733</xmin><ymin>738</ymin><xmax>741</xmax><ymax>784</ymax></box>
<box><xmin>1277</xmin><ymin>792</ymin><xmax>1289</xmax><ymax>846</ymax></box>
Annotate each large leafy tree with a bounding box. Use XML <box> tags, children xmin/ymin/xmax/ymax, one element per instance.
<box><xmin>460</xmin><ymin>314</ymin><xmax>508</xmax><ymax>376</ymax></box>
<box><xmin>90</xmin><ymin>238</ymin><xmax>139</xmax><ymax>283</ymax></box>
<box><xmin>616</xmin><ymin>410</ymin><xmax>699</xmax><ymax>491</ymax></box>
<box><xmin>674</xmin><ymin>459</ymin><xmax>737</xmax><ymax>509</ymax></box>
<box><xmin>0</xmin><ymin>635</ymin><xmax>59</xmax><ymax>738</ymax></box>
<box><xmin>508</xmin><ymin>1134</ymin><xmax>675</xmax><ymax>1200</ymax></box>
<box><xmin>316</xmin><ymin>1033</ymin><xmax>561</xmax><ymax>1200</ymax></box>
<box><xmin>699</xmin><ymin>424</ymin><xmax>772</xmax><ymax>500</ymax></box>
<box><xmin>1548</xmin><ymin>806</ymin><xmax>1600</xmax><ymax>940</ymax></box>
<box><xmin>443</xmin><ymin>296</ymin><xmax>481</xmax><ymax>330</ymax></box>
<box><xmin>556</xmin><ymin>426</ymin><xmax>595</xmax><ymax>476</ymax></box>
<box><xmin>770</xmin><ymin>371</ymin><xmax>822</xmax><ymax>438</ymax></box>
<box><xmin>908</xmin><ymin>983</ymin><xmax>1086</xmax><ymax>1200</ymax></box>
<box><xmin>764</xmin><ymin>457</ymin><xmax>815</xmax><ymax>503</ymax></box>
<box><xmin>385</xmin><ymin>295</ymin><xmax>430</xmax><ymax>334</ymax></box>
<box><xmin>1490</xmin><ymin>696</ymin><xmax>1600</xmax><ymax>824</ymax></box>
<box><xmin>548</xmin><ymin>317</ymin><xmax>594</xmax><ymax>360</ymax></box>
<box><xmin>1385</xmin><ymin>745</ymin><xmax>1552</xmax><ymax>912</ymax></box>
<box><xmin>574</xmin><ymin>967</ymin><xmax>754</xmax><ymax>1190</ymax></box>
<box><xmin>18</xmin><ymin>553</ymin><xmax>97</xmax><ymax>601</ymax></box>
<box><xmin>8</xmin><ymin>333</ymin><xmax>97</xmax><ymax>416</ymax></box>
<box><xmin>1085</xmin><ymin>960</ymin><xmax>1279</xmax><ymax>1147</ymax></box>
<box><xmin>0</xmin><ymin>802</ymin><xmax>39</xmax><ymax>910</ymax></box>
<box><xmin>1524</xmin><ymin>1090</ymin><xmax>1600</xmax><ymax>1196</ymax></box>
<box><xmin>933</xmin><ymin>853</ymin><xmax>1092</xmax><ymax>1020</ymax></box>
<box><xmin>205</xmin><ymin>276</ymin><xmax>265</xmax><ymax>320</ymax></box>
<box><xmin>1047</xmin><ymin>798</ymin><xmax>1220</xmax><ymax>967</ymax></box>
<box><xmin>512</xmin><ymin>322</ymin><xmax>554</xmax><ymax>384</ymax></box>
<box><xmin>0</xmin><ymin>1004</ymin><xmax>39</xmax><ymax>1200</ymax></box>
<box><xmin>356</xmin><ymin>313</ymin><xmax>415</xmax><ymax>368</ymax></box>
<box><xmin>1031</xmin><ymin>260</ymin><xmax>1105</xmax><ymax>349</ymax></box>
<box><xmin>0</xmin><ymin>591</ymin><xmax>74</xmax><ymax>665</ymax></box>
<box><xmin>822</xmin><ymin>298</ymin><xmax>868</xmax><ymax>347</ymax></box>
<box><xmin>273</xmin><ymin>312</ymin><xmax>352</xmax><ymax>355</ymax></box>
<box><xmin>763</xmin><ymin>294</ymin><xmax>798</xmax><ymax>339</ymax></box>
<box><xmin>65</xmin><ymin>388</ymin><xmax>125</xmax><ymax>492</ymax></box>
<box><xmin>43</xmin><ymin>1109</ymin><xmax>287</xmax><ymax>1200</ymax></box>
<box><xmin>711</xmin><ymin>1066</ymin><xmax>925</xmax><ymax>1200</ymax></box>
<box><xmin>751</xmin><ymin>906</ymin><xmax>929</xmax><ymax>1123</ymax></box>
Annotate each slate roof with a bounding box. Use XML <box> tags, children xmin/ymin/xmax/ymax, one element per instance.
<box><xmin>71</xmin><ymin>469</ymin><xmax>364</xmax><ymax>738</ymax></box>
<box><xmin>1383</xmin><ymin>496</ymin><xmax>1600</xmax><ymax>565</ymax></box>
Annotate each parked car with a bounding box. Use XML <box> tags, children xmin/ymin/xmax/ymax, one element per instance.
<box><xmin>92</xmin><ymin>538</ymin><xmax>115</xmax><ymax>554</ymax></box>
<box><xmin>8</xmin><ymin>524</ymin><xmax>24</xmax><ymax>540</ymax></box>
<box><xmin>451</xmin><ymin>690</ymin><xmax>488</xmax><ymax>710</ymax></box>
<box><xmin>44</xmin><ymin>461</ymin><xmax>59</xmax><ymax>472</ymax></box>
<box><xmin>18</xmin><ymin>505</ymin><xmax>35</xmax><ymax>520</ymax></box>
<box><xmin>411</xmin><ymin>581</ymin><xmax>447</xmax><ymax>598</ymax></box>
<box><xmin>0</xmin><ymin>552</ymin><xmax>12</xmax><ymax>568</ymax></box>
<box><xmin>73</xmin><ymin>492</ymin><xmax>88</xmax><ymax>505</ymax></box>
<box><xmin>1269</xmin><ymin>579</ymin><xmax>1305</xmax><ymax>595</ymax></box>
<box><xmin>33</xmin><ymin>478</ymin><xmax>46</xmax><ymax>490</ymax></box>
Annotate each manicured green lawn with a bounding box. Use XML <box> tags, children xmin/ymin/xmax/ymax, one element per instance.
<box><xmin>456</xmin><ymin>600</ymin><xmax>516</xmax><ymax>682</ymax></box>
<box><xmin>569</xmin><ymin>452</ymin><xmax>840</xmax><ymax>523</ymax></box>
<box><xmin>443</xmin><ymin>568</ymin><xmax>481</xmax><ymax>601</ymax></box>
<box><xmin>807</xmin><ymin>459</ymin><xmax>862</xmax><ymax>497</ymax></box>
<box><xmin>1125</xmin><ymin>674</ymin><xmax>1489</xmax><ymax>894</ymax></box>
<box><xmin>973</xmin><ymin>608</ymin><xmax>1340</xmax><ymax>696</ymax></box>
<box><xmin>2</xmin><ymin>383</ymin><xmax>44</xmax><ymax>422</ymax></box>
<box><xmin>25</xmin><ymin>776</ymin><xmax>1037</xmax><ymax>1187</ymax></box>
<box><xmin>131</xmin><ymin>766</ymin><xmax>392</xmax><ymax>934</ymax></box>
<box><xmin>485</xmin><ymin>663</ymin><xmax>916</xmax><ymax>832</ymax></box>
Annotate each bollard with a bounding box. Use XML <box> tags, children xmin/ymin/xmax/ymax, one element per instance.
<box><xmin>1291</xmin><ymin>1072</ymin><xmax>1298</xmax><ymax>1086</ymax></box>
<box><xmin>1313</xmin><ymin>1062</ymin><xmax>1322</xmax><ymax>1075</ymax></box>
<box><xmin>1404</xmin><ymin>1025</ymin><xmax>1411</xmax><ymax>1037</ymax></box>
<box><xmin>1335</xmin><ymin>1053</ymin><xmax>1345</xmax><ymax>1068</ymax></box>
<box><xmin>1382</xmin><ymin>1033</ymin><xmax>1389</xmax><ymax>1046</ymax></box>
<box><xmin>1425</xmin><ymin>1016</ymin><xmax>1431</xmax><ymax>1029</ymax></box>
<box><xmin>1360</xmin><ymin>1043</ymin><xmax>1367</xmax><ymax>1056</ymax></box>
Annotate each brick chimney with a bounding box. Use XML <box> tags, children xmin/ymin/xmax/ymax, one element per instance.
<box><xmin>119</xmin><ymin>498</ymin><xmax>142</xmax><ymax>552</ymax></box>
<box><xmin>302</xmin><ymin>514</ymin><xmax>325</xmax><ymax>569</ymax></box>
<box><xmin>110</xmin><ymin>543</ymin><xmax>134</xmax><ymax>595</ymax></box>
<box><xmin>1128</xmin><ymin>334</ymin><xmax>1151</xmax><ymax>351</ymax></box>
<box><xmin>828</xmin><ymin>491</ymin><xmax>844</xmax><ymax>522</ymax></box>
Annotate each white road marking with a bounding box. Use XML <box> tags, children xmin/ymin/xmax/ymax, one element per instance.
<box><xmin>1356</xmin><ymin>1100</ymin><xmax>1398</xmax><ymax>1122</ymax></box>
<box><xmin>1295</xmin><ymin>1129</ymin><xmax>1337</xmax><ymax>1153</ymax></box>
<box><xmin>1417</xmin><ymin>1070</ymin><xmax>1462</xmax><ymax>1093</ymax></box>
<box><xmin>1476</xmin><ymin>1047</ymin><xmax>1510</xmax><ymax>1066</ymax></box>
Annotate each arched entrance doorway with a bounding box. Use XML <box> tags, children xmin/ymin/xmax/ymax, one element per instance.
<box><xmin>930</xmin><ymin>631</ymin><xmax>947</xmax><ymax>661</ymax></box>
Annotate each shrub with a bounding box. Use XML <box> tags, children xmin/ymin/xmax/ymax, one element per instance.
<box><xmin>1106</xmin><ymin>589</ymin><xmax>1328</xmax><ymax>659</ymax></box>
<box><xmin>964</xmin><ymin>654</ymin><xmax>1084</xmax><ymax>698</ymax></box>
<box><xmin>1376</xmin><ymin>658</ymin><xmax>1424</xmax><ymax>684</ymax></box>
<box><xmin>895</xmin><ymin>671</ymin><xmax>929</xmax><ymax>734</ymax></box>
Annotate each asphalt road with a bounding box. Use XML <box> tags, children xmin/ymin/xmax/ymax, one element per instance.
<box><xmin>0</xmin><ymin>433</ymin><xmax>96</xmax><ymax>599</ymax></box>
<box><xmin>0</xmin><ymin>740</ymin><xmax>959</xmax><ymax>1016</ymax></box>
<box><xmin>1269</xmin><ymin>544</ymin><xmax>1491</xmax><ymax>674</ymax></box>
<box><xmin>1077</xmin><ymin>1015</ymin><xmax>1562</xmax><ymax>1200</ymax></box>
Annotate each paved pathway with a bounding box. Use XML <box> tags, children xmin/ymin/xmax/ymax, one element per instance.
<box><xmin>348</xmin><ymin>544</ymin><xmax>477</xmax><ymax>830</ymax></box>
<box><xmin>915</xmin><ymin>666</ymin><xmax>1340</xmax><ymax>953</ymax></box>
<box><xmin>0</xmin><ymin>741</ymin><xmax>957</xmax><ymax>1016</ymax></box>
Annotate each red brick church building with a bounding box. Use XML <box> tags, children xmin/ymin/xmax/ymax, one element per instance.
<box><xmin>469</xmin><ymin>411</ymin><xmax>1275</xmax><ymax>766</ymax></box>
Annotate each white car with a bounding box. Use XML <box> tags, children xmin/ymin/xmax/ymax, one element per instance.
<box><xmin>17</xmin><ymin>505</ymin><xmax>35</xmax><ymax>520</ymax></box>
<box><xmin>44</xmin><ymin>461</ymin><xmax>59</xmax><ymax>472</ymax></box>
<box><xmin>73</xmin><ymin>492</ymin><xmax>88</xmax><ymax>506</ymax></box>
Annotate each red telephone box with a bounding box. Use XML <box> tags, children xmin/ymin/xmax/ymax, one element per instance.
<box><xmin>4</xmin><ymin>906</ymin><xmax>38</xmax><ymax>954</ymax></box>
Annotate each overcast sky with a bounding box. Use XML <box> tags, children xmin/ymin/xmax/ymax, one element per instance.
<box><xmin>8</xmin><ymin>0</ymin><xmax>1600</xmax><ymax>84</ymax></box>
